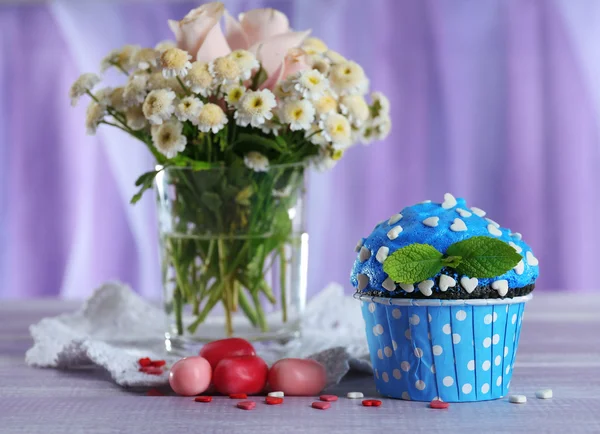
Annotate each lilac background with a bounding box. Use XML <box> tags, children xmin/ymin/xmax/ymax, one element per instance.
<box><xmin>2</xmin><ymin>0</ymin><xmax>600</xmax><ymax>299</ymax></box>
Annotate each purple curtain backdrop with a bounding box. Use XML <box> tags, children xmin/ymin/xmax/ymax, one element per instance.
<box><xmin>1</xmin><ymin>0</ymin><xmax>599</xmax><ymax>299</ymax></box>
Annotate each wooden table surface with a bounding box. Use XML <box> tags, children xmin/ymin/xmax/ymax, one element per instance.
<box><xmin>1</xmin><ymin>294</ymin><xmax>599</xmax><ymax>434</ymax></box>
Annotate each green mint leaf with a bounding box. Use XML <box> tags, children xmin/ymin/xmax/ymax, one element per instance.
<box><xmin>441</xmin><ymin>255</ymin><xmax>462</xmax><ymax>268</ymax></box>
<box><xmin>383</xmin><ymin>244</ymin><xmax>444</xmax><ymax>284</ymax></box>
<box><xmin>446</xmin><ymin>236</ymin><xmax>522</xmax><ymax>278</ymax></box>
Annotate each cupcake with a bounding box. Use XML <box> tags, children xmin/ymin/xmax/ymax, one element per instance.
<box><xmin>351</xmin><ymin>193</ymin><xmax>538</xmax><ymax>402</ymax></box>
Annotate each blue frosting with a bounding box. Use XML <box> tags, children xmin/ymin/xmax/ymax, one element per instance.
<box><xmin>350</xmin><ymin>196</ymin><xmax>539</xmax><ymax>295</ymax></box>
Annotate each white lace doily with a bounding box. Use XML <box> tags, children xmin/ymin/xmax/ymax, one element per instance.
<box><xmin>26</xmin><ymin>282</ymin><xmax>371</xmax><ymax>387</ymax></box>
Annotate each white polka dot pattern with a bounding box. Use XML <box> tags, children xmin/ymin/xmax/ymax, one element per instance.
<box><xmin>360</xmin><ymin>299</ymin><xmax>527</xmax><ymax>402</ymax></box>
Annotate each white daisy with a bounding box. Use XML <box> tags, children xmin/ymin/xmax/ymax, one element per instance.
<box><xmin>161</xmin><ymin>48</ymin><xmax>192</xmax><ymax>79</ymax></box>
<box><xmin>324</xmin><ymin>50</ymin><xmax>346</xmax><ymax>64</ymax></box>
<box><xmin>146</xmin><ymin>72</ymin><xmax>179</xmax><ymax>91</ymax></box>
<box><xmin>101</xmin><ymin>45</ymin><xmax>140</xmax><ymax>73</ymax></box>
<box><xmin>301</xmin><ymin>37</ymin><xmax>328</xmax><ymax>55</ymax></box>
<box><xmin>196</xmin><ymin>103</ymin><xmax>228</xmax><ymax>133</ymax></box>
<box><xmin>243</xmin><ymin>151</ymin><xmax>269</xmax><ymax>172</ymax></box>
<box><xmin>175</xmin><ymin>96</ymin><xmax>203</xmax><ymax>123</ymax></box>
<box><xmin>289</xmin><ymin>70</ymin><xmax>329</xmax><ymax>100</ymax></box>
<box><xmin>319</xmin><ymin>113</ymin><xmax>352</xmax><ymax>149</ymax></box>
<box><xmin>229</xmin><ymin>50</ymin><xmax>259</xmax><ymax>80</ymax></box>
<box><xmin>85</xmin><ymin>101</ymin><xmax>105</xmax><ymax>135</ymax></box>
<box><xmin>123</xmin><ymin>74</ymin><xmax>148</xmax><ymax>106</ymax></box>
<box><xmin>93</xmin><ymin>87</ymin><xmax>113</xmax><ymax>107</ymax></box>
<box><xmin>314</xmin><ymin>92</ymin><xmax>338</xmax><ymax>117</ymax></box>
<box><xmin>224</xmin><ymin>84</ymin><xmax>246</xmax><ymax>108</ymax></box>
<box><xmin>142</xmin><ymin>89</ymin><xmax>176</xmax><ymax>125</ymax></box>
<box><xmin>109</xmin><ymin>87</ymin><xmax>127</xmax><ymax>111</ymax></box>
<box><xmin>273</xmin><ymin>81</ymin><xmax>294</xmax><ymax>100</ymax></box>
<box><xmin>209</xmin><ymin>56</ymin><xmax>242</xmax><ymax>85</ymax></box>
<box><xmin>309</xmin><ymin>55</ymin><xmax>330</xmax><ymax>75</ymax></box>
<box><xmin>305</xmin><ymin>125</ymin><xmax>328</xmax><ymax>147</ymax></box>
<box><xmin>151</xmin><ymin>120</ymin><xmax>187</xmax><ymax>159</ymax></box>
<box><xmin>329</xmin><ymin>61</ymin><xmax>368</xmax><ymax>95</ymax></box>
<box><xmin>279</xmin><ymin>99</ymin><xmax>315</xmax><ymax>131</ymax></box>
<box><xmin>155</xmin><ymin>40</ymin><xmax>176</xmax><ymax>52</ymax></box>
<box><xmin>339</xmin><ymin>95</ymin><xmax>369</xmax><ymax>126</ymax></box>
<box><xmin>125</xmin><ymin>106</ymin><xmax>147</xmax><ymax>130</ymax></box>
<box><xmin>185</xmin><ymin>62</ymin><xmax>214</xmax><ymax>96</ymax></box>
<box><xmin>133</xmin><ymin>48</ymin><xmax>159</xmax><ymax>70</ymax></box>
<box><xmin>259</xmin><ymin>119</ymin><xmax>282</xmax><ymax>136</ymax></box>
<box><xmin>372</xmin><ymin>117</ymin><xmax>392</xmax><ymax>140</ymax></box>
<box><xmin>370</xmin><ymin>91</ymin><xmax>391</xmax><ymax>119</ymax></box>
<box><xmin>312</xmin><ymin>146</ymin><xmax>340</xmax><ymax>171</ymax></box>
<box><xmin>235</xmin><ymin>89</ymin><xmax>277</xmax><ymax>128</ymax></box>
<box><xmin>69</xmin><ymin>73</ymin><xmax>101</xmax><ymax>106</ymax></box>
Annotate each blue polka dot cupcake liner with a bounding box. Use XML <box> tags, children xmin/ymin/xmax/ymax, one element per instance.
<box><xmin>356</xmin><ymin>293</ymin><xmax>531</xmax><ymax>402</ymax></box>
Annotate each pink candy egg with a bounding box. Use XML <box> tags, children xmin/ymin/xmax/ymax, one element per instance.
<box><xmin>267</xmin><ymin>358</ymin><xmax>326</xmax><ymax>396</ymax></box>
<box><xmin>169</xmin><ymin>356</ymin><xmax>212</xmax><ymax>396</ymax></box>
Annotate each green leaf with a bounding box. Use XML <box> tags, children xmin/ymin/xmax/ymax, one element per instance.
<box><xmin>201</xmin><ymin>191</ymin><xmax>222</xmax><ymax>213</ymax></box>
<box><xmin>383</xmin><ymin>244</ymin><xmax>444</xmax><ymax>284</ymax></box>
<box><xmin>235</xmin><ymin>133</ymin><xmax>285</xmax><ymax>153</ymax></box>
<box><xmin>441</xmin><ymin>255</ymin><xmax>462</xmax><ymax>268</ymax></box>
<box><xmin>446</xmin><ymin>236</ymin><xmax>522</xmax><ymax>278</ymax></box>
<box><xmin>250</xmin><ymin>65</ymin><xmax>268</xmax><ymax>90</ymax></box>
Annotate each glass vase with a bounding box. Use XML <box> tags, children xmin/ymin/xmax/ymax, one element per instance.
<box><xmin>155</xmin><ymin>163</ymin><xmax>308</xmax><ymax>351</ymax></box>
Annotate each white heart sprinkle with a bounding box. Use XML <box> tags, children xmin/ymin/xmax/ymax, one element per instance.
<box><xmin>359</xmin><ymin>246</ymin><xmax>371</xmax><ymax>262</ymax></box>
<box><xmin>460</xmin><ymin>276</ymin><xmax>478</xmax><ymax>293</ymax></box>
<box><xmin>357</xmin><ymin>274</ymin><xmax>369</xmax><ymax>290</ymax></box>
<box><xmin>485</xmin><ymin>218</ymin><xmax>500</xmax><ymax>228</ymax></box>
<box><xmin>422</xmin><ymin>217</ymin><xmax>439</xmax><ymax>227</ymax></box>
<box><xmin>382</xmin><ymin>277</ymin><xmax>396</xmax><ymax>291</ymax></box>
<box><xmin>487</xmin><ymin>224</ymin><xmax>502</xmax><ymax>236</ymax></box>
<box><xmin>439</xmin><ymin>275</ymin><xmax>456</xmax><ymax>292</ymax></box>
<box><xmin>387</xmin><ymin>225</ymin><xmax>403</xmax><ymax>240</ymax></box>
<box><xmin>376</xmin><ymin>246</ymin><xmax>389</xmax><ymax>263</ymax></box>
<box><xmin>417</xmin><ymin>280</ymin><xmax>434</xmax><ymax>296</ymax></box>
<box><xmin>512</xmin><ymin>232</ymin><xmax>522</xmax><ymax>240</ymax></box>
<box><xmin>509</xmin><ymin>242</ymin><xmax>522</xmax><ymax>253</ymax></box>
<box><xmin>347</xmin><ymin>392</ymin><xmax>364</xmax><ymax>399</ymax></box>
<box><xmin>470</xmin><ymin>206</ymin><xmax>486</xmax><ymax>217</ymax></box>
<box><xmin>509</xmin><ymin>395</ymin><xmax>527</xmax><ymax>404</ymax></box>
<box><xmin>399</xmin><ymin>283</ymin><xmax>414</xmax><ymax>293</ymax></box>
<box><xmin>388</xmin><ymin>213</ymin><xmax>403</xmax><ymax>225</ymax></box>
<box><xmin>456</xmin><ymin>208</ymin><xmax>472</xmax><ymax>218</ymax></box>
<box><xmin>268</xmin><ymin>391</ymin><xmax>284</xmax><ymax>398</ymax></box>
<box><xmin>492</xmin><ymin>280</ymin><xmax>509</xmax><ymax>297</ymax></box>
<box><xmin>355</xmin><ymin>239</ymin><xmax>363</xmax><ymax>252</ymax></box>
<box><xmin>450</xmin><ymin>218</ymin><xmax>467</xmax><ymax>232</ymax></box>
<box><xmin>535</xmin><ymin>389</ymin><xmax>553</xmax><ymax>399</ymax></box>
<box><xmin>441</xmin><ymin>193</ymin><xmax>457</xmax><ymax>209</ymax></box>
<box><xmin>526</xmin><ymin>251</ymin><xmax>539</xmax><ymax>266</ymax></box>
<box><xmin>514</xmin><ymin>260</ymin><xmax>524</xmax><ymax>275</ymax></box>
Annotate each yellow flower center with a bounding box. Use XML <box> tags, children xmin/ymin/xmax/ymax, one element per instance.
<box><xmin>161</xmin><ymin>48</ymin><xmax>189</xmax><ymax>69</ymax></box>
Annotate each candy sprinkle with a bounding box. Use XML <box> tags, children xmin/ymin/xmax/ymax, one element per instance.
<box><xmin>150</xmin><ymin>360</ymin><xmax>166</xmax><ymax>367</ymax></box>
<box><xmin>430</xmin><ymin>399</ymin><xmax>449</xmax><ymax>409</ymax></box>
<box><xmin>265</xmin><ymin>396</ymin><xmax>284</xmax><ymax>405</ymax></box>
<box><xmin>138</xmin><ymin>357</ymin><xmax>152</xmax><ymax>367</ymax></box>
<box><xmin>312</xmin><ymin>401</ymin><xmax>331</xmax><ymax>410</ymax></box>
<box><xmin>319</xmin><ymin>395</ymin><xmax>338</xmax><ymax>402</ymax></box>
<box><xmin>347</xmin><ymin>392</ymin><xmax>364</xmax><ymax>399</ymax></box>
<box><xmin>194</xmin><ymin>396</ymin><xmax>212</xmax><ymax>403</ymax></box>
<box><xmin>535</xmin><ymin>389</ymin><xmax>553</xmax><ymax>399</ymax></box>
<box><xmin>362</xmin><ymin>399</ymin><xmax>382</xmax><ymax>407</ymax></box>
<box><xmin>268</xmin><ymin>391</ymin><xmax>284</xmax><ymax>398</ymax></box>
<box><xmin>139</xmin><ymin>366</ymin><xmax>164</xmax><ymax>376</ymax></box>
<box><xmin>229</xmin><ymin>393</ymin><xmax>248</xmax><ymax>399</ymax></box>
<box><xmin>237</xmin><ymin>401</ymin><xmax>256</xmax><ymax>410</ymax></box>
<box><xmin>509</xmin><ymin>395</ymin><xmax>527</xmax><ymax>404</ymax></box>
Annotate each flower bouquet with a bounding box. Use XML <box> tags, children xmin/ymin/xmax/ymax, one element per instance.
<box><xmin>70</xmin><ymin>2</ymin><xmax>391</xmax><ymax>344</ymax></box>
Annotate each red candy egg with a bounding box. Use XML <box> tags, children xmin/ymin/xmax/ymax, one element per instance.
<box><xmin>199</xmin><ymin>338</ymin><xmax>256</xmax><ymax>370</ymax></box>
<box><xmin>168</xmin><ymin>356</ymin><xmax>212</xmax><ymax>396</ymax></box>
<box><xmin>267</xmin><ymin>358</ymin><xmax>326</xmax><ymax>396</ymax></box>
<box><xmin>213</xmin><ymin>355</ymin><xmax>268</xmax><ymax>395</ymax></box>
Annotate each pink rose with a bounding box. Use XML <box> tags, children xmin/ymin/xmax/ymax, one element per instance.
<box><xmin>223</xmin><ymin>7</ymin><xmax>310</xmax><ymax>79</ymax></box>
<box><xmin>260</xmin><ymin>48</ymin><xmax>311</xmax><ymax>91</ymax></box>
<box><xmin>168</xmin><ymin>2</ymin><xmax>231</xmax><ymax>62</ymax></box>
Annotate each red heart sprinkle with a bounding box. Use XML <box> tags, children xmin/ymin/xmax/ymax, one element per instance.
<box><xmin>194</xmin><ymin>396</ymin><xmax>212</xmax><ymax>403</ymax></box>
<box><xmin>265</xmin><ymin>396</ymin><xmax>284</xmax><ymax>405</ymax></box>
<box><xmin>139</xmin><ymin>366</ymin><xmax>164</xmax><ymax>375</ymax></box>
<box><xmin>237</xmin><ymin>401</ymin><xmax>256</xmax><ymax>410</ymax></box>
<box><xmin>138</xmin><ymin>357</ymin><xmax>152</xmax><ymax>367</ymax></box>
<box><xmin>150</xmin><ymin>360</ymin><xmax>166</xmax><ymax>367</ymax></box>
<box><xmin>147</xmin><ymin>388</ymin><xmax>164</xmax><ymax>396</ymax></box>
<box><xmin>319</xmin><ymin>395</ymin><xmax>338</xmax><ymax>402</ymax></box>
<box><xmin>229</xmin><ymin>393</ymin><xmax>248</xmax><ymax>399</ymax></box>
<box><xmin>430</xmin><ymin>399</ymin><xmax>449</xmax><ymax>409</ymax></box>
<box><xmin>312</xmin><ymin>401</ymin><xmax>331</xmax><ymax>410</ymax></box>
<box><xmin>362</xmin><ymin>399</ymin><xmax>382</xmax><ymax>407</ymax></box>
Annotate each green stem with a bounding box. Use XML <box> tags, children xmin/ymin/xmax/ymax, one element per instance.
<box><xmin>173</xmin><ymin>287</ymin><xmax>184</xmax><ymax>336</ymax></box>
<box><xmin>237</xmin><ymin>288</ymin><xmax>259</xmax><ymax>328</ymax></box>
<box><xmin>251</xmin><ymin>291</ymin><xmax>268</xmax><ymax>332</ymax></box>
<box><xmin>278</xmin><ymin>246</ymin><xmax>288</xmax><ymax>323</ymax></box>
<box><xmin>217</xmin><ymin>238</ymin><xmax>234</xmax><ymax>336</ymax></box>
<box><xmin>176</xmin><ymin>77</ymin><xmax>191</xmax><ymax>96</ymax></box>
